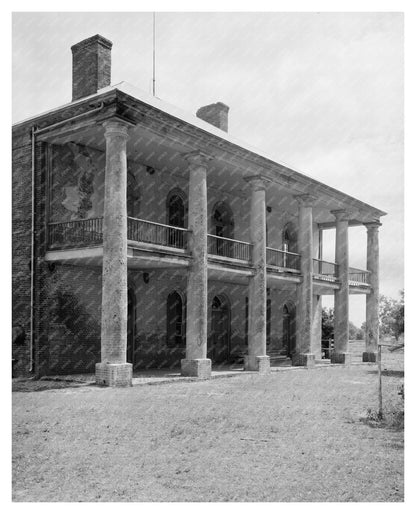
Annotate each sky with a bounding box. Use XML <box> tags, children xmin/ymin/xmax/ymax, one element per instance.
<box><xmin>11</xmin><ymin>11</ymin><xmax>404</xmax><ymax>326</ymax></box>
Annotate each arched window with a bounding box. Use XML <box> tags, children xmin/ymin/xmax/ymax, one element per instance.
<box><xmin>282</xmin><ymin>222</ymin><xmax>297</xmax><ymax>253</ymax></box>
<box><xmin>167</xmin><ymin>188</ymin><xmax>186</xmax><ymax>228</ymax></box>
<box><xmin>212</xmin><ymin>201</ymin><xmax>234</xmax><ymax>256</ymax></box>
<box><xmin>167</xmin><ymin>189</ymin><xmax>186</xmax><ymax>247</ymax></box>
<box><xmin>167</xmin><ymin>291</ymin><xmax>186</xmax><ymax>348</ymax></box>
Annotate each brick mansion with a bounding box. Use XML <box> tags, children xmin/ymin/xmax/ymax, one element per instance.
<box><xmin>12</xmin><ymin>35</ymin><xmax>386</xmax><ymax>386</ymax></box>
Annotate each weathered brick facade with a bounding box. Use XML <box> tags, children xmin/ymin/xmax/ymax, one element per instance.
<box><xmin>12</xmin><ymin>34</ymin><xmax>385</xmax><ymax>380</ymax></box>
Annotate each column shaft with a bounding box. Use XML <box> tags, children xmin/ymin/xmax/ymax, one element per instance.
<box><xmin>96</xmin><ymin>119</ymin><xmax>132</xmax><ymax>387</ymax></box>
<box><xmin>293</xmin><ymin>194</ymin><xmax>315</xmax><ymax>367</ymax></box>
<box><xmin>364</xmin><ymin>222</ymin><xmax>381</xmax><ymax>362</ymax></box>
<box><xmin>244</xmin><ymin>177</ymin><xmax>269</xmax><ymax>373</ymax></box>
<box><xmin>332</xmin><ymin>211</ymin><xmax>351</xmax><ymax>364</ymax></box>
<box><xmin>181</xmin><ymin>152</ymin><xmax>211</xmax><ymax>379</ymax></box>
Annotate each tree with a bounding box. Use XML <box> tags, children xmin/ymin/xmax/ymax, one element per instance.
<box><xmin>379</xmin><ymin>291</ymin><xmax>404</xmax><ymax>340</ymax></box>
<box><xmin>361</xmin><ymin>290</ymin><xmax>404</xmax><ymax>341</ymax></box>
<box><xmin>322</xmin><ymin>307</ymin><xmax>363</xmax><ymax>340</ymax></box>
<box><xmin>321</xmin><ymin>307</ymin><xmax>334</xmax><ymax>340</ymax></box>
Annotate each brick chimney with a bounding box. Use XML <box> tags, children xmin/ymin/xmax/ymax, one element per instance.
<box><xmin>71</xmin><ymin>34</ymin><xmax>113</xmax><ymax>101</ymax></box>
<box><xmin>196</xmin><ymin>102</ymin><xmax>229</xmax><ymax>132</ymax></box>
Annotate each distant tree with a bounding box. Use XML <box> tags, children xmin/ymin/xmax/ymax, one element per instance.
<box><xmin>361</xmin><ymin>290</ymin><xmax>404</xmax><ymax>341</ymax></box>
<box><xmin>379</xmin><ymin>291</ymin><xmax>405</xmax><ymax>340</ymax></box>
<box><xmin>322</xmin><ymin>307</ymin><xmax>362</xmax><ymax>340</ymax></box>
<box><xmin>321</xmin><ymin>307</ymin><xmax>334</xmax><ymax>340</ymax></box>
<box><xmin>349</xmin><ymin>322</ymin><xmax>364</xmax><ymax>340</ymax></box>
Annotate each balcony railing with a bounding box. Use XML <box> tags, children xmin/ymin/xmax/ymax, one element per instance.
<box><xmin>127</xmin><ymin>217</ymin><xmax>188</xmax><ymax>250</ymax></box>
<box><xmin>48</xmin><ymin>218</ymin><xmax>103</xmax><ymax>248</ymax></box>
<box><xmin>266</xmin><ymin>248</ymin><xmax>300</xmax><ymax>271</ymax></box>
<box><xmin>349</xmin><ymin>267</ymin><xmax>371</xmax><ymax>285</ymax></box>
<box><xmin>207</xmin><ymin>234</ymin><xmax>252</xmax><ymax>261</ymax></box>
<box><xmin>313</xmin><ymin>259</ymin><xmax>339</xmax><ymax>282</ymax></box>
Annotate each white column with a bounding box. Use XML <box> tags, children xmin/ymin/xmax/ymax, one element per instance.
<box><xmin>293</xmin><ymin>194</ymin><xmax>316</xmax><ymax>367</ymax></box>
<box><xmin>244</xmin><ymin>176</ymin><xmax>270</xmax><ymax>373</ymax></box>
<box><xmin>181</xmin><ymin>151</ymin><xmax>211</xmax><ymax>379</ymax></box>
<box><xmin>96</xmin><ymin>119</ymin><xmax>132</xmax><ymax>387</ymax></box>
<box><xmin>363</xmin><ymin>221</ymin><xmax>381</xmax><ymax>362</ymax></box>
<box><xmin>331</xmin><ymin>209</ymin><xmax>352</xmax><ymax>365</ymax></box>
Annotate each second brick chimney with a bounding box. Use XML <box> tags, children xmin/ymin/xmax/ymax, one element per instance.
<box><xmin>196</xmin><ymin>102</ymin><xmax>229</xmax><ymax>132</ymax></box>
<box><xmin>71</xmin><ymin>34</ymin><xmax>113</xmax><ymax>101</ymax></box>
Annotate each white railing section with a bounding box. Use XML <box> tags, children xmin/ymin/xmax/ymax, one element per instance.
<box><xmin>127</xmin><ymin>217</ymin><xmax>188</xmax><ymax>249</ymax></box>
<box><xmin>349</xmin><ymin>267</ymin><xmax>371</xmax><ymax>285</ymax></box>
<box><xmin>48</xmin><ymin>217</ymin><xmax>103</xmax><ymax>247</ymax></box>
<box><xmin>313</xmin><ymin>259</ymin><xmax>339</xmax><ymax>282</ymax></box>
<box><xmin>207</xmin><ymin>234</ymin><xmax>252</xmax><ymax>261</ymax></box>
<box><xmin>266</xmin><ymin>248</ymin><xmax>301</xmax><ymax>271</ymax></box>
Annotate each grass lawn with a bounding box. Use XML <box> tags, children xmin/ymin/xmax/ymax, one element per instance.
<box><xmin>12</xmin><ymin>356</ymin><xmax>404</xmax><ymax>502</ymax></box>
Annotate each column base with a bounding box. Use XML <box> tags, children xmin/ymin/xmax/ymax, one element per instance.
<box><xmin>244</xmin><ymin>355</ymin><xmax>270</xmax><ymax>373</ymax></box>
<box><xmin>362</xmin><ymin>351</ymin><xmax>378</xmax><ymax>363</ymax></box>
<box><xmin>292</xmin><ymin>353</ymin><xmax>315</xmax><ymax>368</ymax></box>
<box><xmin>95</xmin><ymin>363</ymin><xmax>132</xmax><ymax>387</ymax></box>
<box><xmin>181</xmin><ymin>359</ymin><xmax>211</xmax><ymax>379</ymax></box>
<box><xmin>331</xmin><ymin>352</ymin><xmax>352</xmax><ymax>365</ymax></box>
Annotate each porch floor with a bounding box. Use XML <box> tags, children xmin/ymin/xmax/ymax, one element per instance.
<box><xmin>39</xmin><ymin>360</ymin><xmax>339</xmax><ymax>386</ymax></box>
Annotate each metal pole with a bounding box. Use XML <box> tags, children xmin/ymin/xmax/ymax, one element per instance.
<box><xmin>152</xmin><ymin>12</ymin><xmax>156</xmax><ymax>97</ymax></box>
<box><xmin>378</xmin><ymin>343</ymin><xmax>383</xmax><ymax>419</ymax></box>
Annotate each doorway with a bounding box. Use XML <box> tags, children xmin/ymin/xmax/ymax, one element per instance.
<box><xmin>282</xmin><ymin>302</ymin><xmax>296</xmax><ymax>358</ymax></box>
<box><xmin>212</xmin><ymin>202</ymin><xmax>234</xmax><ymax>256</ymax></box>
<box><xmin>127</xmin><ymin>288</ymin><xmax>136</xmax><ymax>366</ymax></box>
<box><xmin>209</xmin><ymin>295</ymin><xmax>231</xmax><ymax>364</ymax></box>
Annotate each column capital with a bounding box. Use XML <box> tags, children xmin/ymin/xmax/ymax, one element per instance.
<box><xmin>182</xmin><ymin>150</ymin><xmax>213</xmax><ymax>169</ymax></box>
<box><xmin>102</xmin><ymin>118</ymin><xmax>131</xmax><ymax>139</ymax></box>
<box><xmin>331</xmin><ymin>209</ymin><xmax>354</xmax><ymax>222</ymax></box>
<box><xmin>294</xmin><ymin>193</ymin><xmax>317</xmax><ymax>208</ymax></box>
<box><xmin>364</xmin><ymin>220</ymin><xmax>382</xmax><ymax>230</ymax></box>
<box><xmin>244</xmin><ymin>174</ymin><xmax>270</xmax><ymax>191</ymax></box>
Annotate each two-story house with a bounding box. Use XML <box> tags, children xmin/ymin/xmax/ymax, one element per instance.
<box><xmin>12</xmin><ymin>35</ymin><xmax>386</xmax><ymax>386</ymax></box>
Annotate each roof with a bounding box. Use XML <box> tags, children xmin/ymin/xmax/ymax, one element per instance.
<box><xmin>13</xmin><ymin>81</ymin><xmax>387</xmax><ymax>219</ymax></box>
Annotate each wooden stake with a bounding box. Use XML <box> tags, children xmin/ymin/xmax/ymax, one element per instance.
<box><xmin>378</xmin><ymin>343</ymin><xmax>383</xmax><ymax>419</ymax></box>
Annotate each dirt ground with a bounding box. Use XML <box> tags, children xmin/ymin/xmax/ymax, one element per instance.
<box><xmin>12</xmin><ymin>353</ymin><xmax>404</xmax><ymax>502</ymax></box>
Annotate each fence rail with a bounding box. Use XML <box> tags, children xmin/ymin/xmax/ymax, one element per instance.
<box><xmin>127</xmin><ymin>217</ymin><xmax>188</xmax><ymax>249</ymax></box>
<box><xmin>349</xmin><ymin>267</ymin><xmax>371</xmax><ymax>285</ymax></box>
<box><xmin>207</xmin><ymin>234</ymin><xmax>252</xmax><ymax>261</ymax></box>
<box><xmin>48</xmin><ymin>218</ymin><xmax>103</xmax><ymax>247</ymax></box>
<box><xmin>266</xmin><ymin>248</ymin><xmax>301</xmax><ymax>271</ymax></box>
<box><xmin>313</xmin><ymin>259</ymin><xmax>339</xmax><ymax>281</ymax></box>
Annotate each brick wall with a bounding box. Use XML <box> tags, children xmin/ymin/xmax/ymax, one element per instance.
<box><xmin>12</xmin><ymin>129</ymin><xmax>33</xmax><ymax>376</ymax></box>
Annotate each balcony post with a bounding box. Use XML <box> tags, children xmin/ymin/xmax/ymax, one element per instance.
<box><xmin>331</xmin><ymin>210</ymin><xmax>352</xmax><ymax>365</ymax></box>
<box><xmin>363</xmin><ymin>221</ymin><xmax>381</xmax><ymax>362</ymax></box>
<box><xmin>96</xmin><ymin>118</ymin><xmax>132</xmax><ymax>387</ymax></box>
<box><xmin>181</xmin><ymin>151</ymin><xmax>212</xmax><ymax>379</ymax></box>
<box><xmin>293</xmin><ymin>194</ymin><xmax>316</xmax><ymax>367</ymax></box>
<box><xmin>244</xmin><ymin>175</ymin><xmax>270</xmax><ymax>373</ymax></box>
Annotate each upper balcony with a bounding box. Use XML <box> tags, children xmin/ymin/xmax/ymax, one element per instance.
<box><xmin>313</xmin><ymin>258</ymin><xmax>371</xmax><ymax>290</ymax></box>
<box><xmin>48</xmin><ymin>217</ymin><xmax>300</xmax><ymax>275</ymax></box>
<box><xmin>47</xmin><ymin>217</ymin><xmax>371</xmax><ymax>290</ymax></box>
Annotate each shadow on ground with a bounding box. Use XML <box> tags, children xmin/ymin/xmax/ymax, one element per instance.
<box><xmin>366</xmin><ymin>370</ymin><xmax>404</xmax><ymax>378</ymax></box>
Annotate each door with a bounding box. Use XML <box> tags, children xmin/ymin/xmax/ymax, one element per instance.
<box><xmin>209</xmin><ymin>295</ymin><xmax>230</xmax><ymax>364</ymax></box>
<box><xmin>127</xmin><ymin>289</ymin><xmax>135</xmax><ymax>366</ymax></box>
<box><xmin>283</xmin><ymin>303</ymin><xmax>296</xmax><ymax>358</ymax></box>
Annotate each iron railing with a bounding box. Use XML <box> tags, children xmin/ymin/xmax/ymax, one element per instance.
<box><xmin>266</xmin><ymin>248</ymin><xmax>301</xmax><ymax>271</ymax></box>
<box><xmin>349</xmin><ymin>267</ymin><xmax>371</xmax><ymax>285</ymax></box>
<box><xmin>48</xmin><ymin>218</ymin><xmax>103</xmax><ymax>248</ymax></box>
<box><xmin>313</xmin><ymin>259</ymin><xmax>339</xmax><ymax>281</ymax></box>
<box><xmin>207</xmin><ymin>234</ymin><xmax>252</xmax><ymax>261</ymax></box>
<box><xmin>127</xmin><ymin>217</ymin><xmax>188</xmax><ymax>249</ymax></box>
